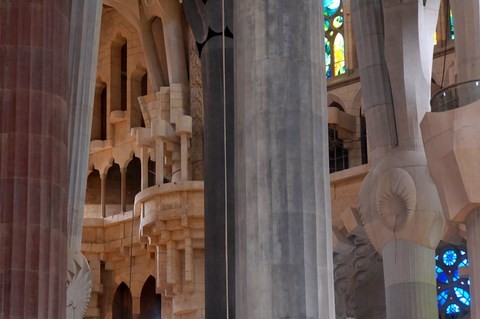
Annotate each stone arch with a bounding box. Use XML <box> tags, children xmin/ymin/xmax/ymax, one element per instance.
<box><xmin>350</xmin><ymin>88</ymin><xmax>363</xmax><ymax>115</ymax></box>
<box><xmin>110</xmin><ymin>33</ymin><xmax>128</xmax><ymax>112</ymax></box>
<box><xmin>106</xmin><ymin>162</ymin><xmax>122</xmax><ymax>216</ymax></box>
<box><xmin>140</xmin><ymin>276</ymin><xmax>162</xmax><ymax>319</ymax></box>
<box><xmin>92</xmin><ymin>79</ymin><xmax>107</xmax><ymax>140</ymax></box>
<box><xmin>85</xmin><ymin>169</ymin><xmax>101</xmax><ymax>205</ymax></box>
<box><xmin>126</xmin><ymin>157</ymin><xmax>142</xmax><ymax>208</ymax></box>
<box><xmin>327</xmin><ymin>93</ymin><xmax>347</xmax><ymax>111</ymax></box>
<box><xmin>130</xmin><ymin>66</ymin><xmax>148</xmax><ymax>129</ymax></box>
<box><xmin>112</xmin><ymin>282</ymin><xmax>133</xmax><ymax>319</ymax></box>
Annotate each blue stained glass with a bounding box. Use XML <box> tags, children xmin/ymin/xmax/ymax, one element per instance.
<box><xmin>459</xmin><ymin>258</ymin><xmax>469</xmax><ymax>267</ymax></box>
<box><xmin>436</xmin><ymin>266</ymin><xmax>448</xmax><ymax>283</ymax></box>
<box><xmin>332</xmin><ymin>15</ymin><xmax>343</xmax><ymax>29</ymax></box>
<box><xmin>446</xmin><ymin>303</ymin><xmax>461</xmax><ymax>314</ymax></box>
<box><xmin>460</xmin><ymin>250</ymin><xmax>466</xmax><ymax>256</ymax></box>
<box><xmin>454</xmin><ymin>287</ymin><xmax>471</xmax><ymax>306</ymax></box>
<box><xmin>452</xmin><ymin>269</ymin><xmax>460</xmax><ymax>282</ymax></box>
<box><xmin>325</xmin><ymin>38</ymin><xmax>332</xmax><ymax>78</ymax></box>
<box><xmin>324</xmin><ymin>20</ymin><xmax>330</xmax><ymax>32</ymax></box>
<box><xmin>443</xmin><ymin>250</ymin><xmax>457</xmax><ymax>266</ymax></box>
<box><xmin>324</xmin><ymin>0</ymin><xmax>341</xmax><ymax>17</ymax></box>
<box><xmin>437</xmin><ymin>290</ymin><xmax>449</xmax><ymax>306</ymax></box>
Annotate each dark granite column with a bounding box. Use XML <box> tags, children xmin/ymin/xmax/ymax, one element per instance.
<box><xmin>0</xmin><ymin>1</ymin><xmax>70</xmax><ymax>318</ymax></box>
<box><xmin>183</xmin><ymin>1</ymin><xmax>235</xmax><ymax>318</ymax></box>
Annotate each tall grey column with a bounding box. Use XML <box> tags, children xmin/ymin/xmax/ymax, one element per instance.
<box><xmin>65</xmin><ymin>1</ymin><xmax>102</xmax><ymax>318</ymax></box>
<box><xmin>234</xmin><ymin>1</ymin><xmax>335</xmax><ymax>318</ymax></box>
<box><xmin>183</xmin><ymin>1</ymin><xmax>236</xmax><ymax>318</ymax></box>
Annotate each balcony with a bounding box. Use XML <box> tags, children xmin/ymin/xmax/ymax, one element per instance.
<box><xmin>431</xmin><ymin>80</ymin><xmax>480</xmax><ymax>112</ymax></box>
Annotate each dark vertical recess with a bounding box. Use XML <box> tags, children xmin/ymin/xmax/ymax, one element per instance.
<box><xmin>121</xmin><ymin>43</ymin><xmax>127</xmax><ymax>111</ymax></box>
<box><xmin>140</xmin><ymin>276</ymin><xmax>162</xmax><ymax>319</ymax></box>
<box><xmin>101</xmin><ymin>87</ymin><xmax>107</xmax><ymax>140</ymax></box>
<box><xmin>112</xmin><ymin>283</ymin><xmax>133</xmax><ymax>319</ymax></box>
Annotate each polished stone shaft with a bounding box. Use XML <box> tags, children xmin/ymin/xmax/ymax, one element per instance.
<box><xmin>0</xmin><ymin>0</ymin><xmax>70</xmax><ymax>318</ymax></box>
<box><xmin>234</xmin><ymin>1</ymin><xmax>335</xmax><ymax>318</ymax></box>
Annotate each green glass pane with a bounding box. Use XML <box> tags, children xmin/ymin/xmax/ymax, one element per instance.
<box><xmin>324</xmin><ymin>20</ymin><xmax>330</xmax><ymax>32</ymax></box>
<box><xmin>325</xmin><ymin>37</ymin><xmax>332</xmax><ymax>78</ymax></box>
<box><xmin>324</xmin><ymin>0</ymin><xmax>341</xmax><ymax>17</ymax></box>
<box><xmin>332</xmin><ymin>15</ymin><xmax>343</xmax><ymax>28</ymax></box>
<box><xmin>450</xmin><ymin>9</ymin><xmax>455</xmax><ymax>39</ymax></box>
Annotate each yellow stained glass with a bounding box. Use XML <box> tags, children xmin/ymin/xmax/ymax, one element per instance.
<box><xmin>333</xmin><ymin>33</ymin><xmax>345</xmax><ymax>76</ymax></box>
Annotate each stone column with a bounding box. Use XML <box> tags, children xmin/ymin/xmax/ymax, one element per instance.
<box><xmin>352</xmin><ymin>1</ymin><xmax>445</xmax><ymax>318</ymax></box>
<box><xmin>100</xmin><ymin>173</ymin><xmax>107</xmax><ymax>218</ymax></box>
<box><xmin>155</xmin><ymin>139</ymin><xmax>164</xmax><ymax>185</ymax></box>
<box><xmin>0</xmin><ymin>0</ymin><xmax>70</xmax><ymax>318</ymax></box>
<box><xmin>140</xmin><ymin>146</ymin><xmax>149</xmax><ymax>190</ymax></box>
<box><xmin>121</xmin><ymin>167</ymin><xmax>127</xmax><ymax>212</ymax></box>
<box><xmin>65</xmin><ymin>1</ymin><xmax>102</xmax><ymax>318</ymax></box>
<box><xmin>383</xmin><ymin>240</ymin><xmax>437</xmax><ymax>318</ymax></box>
<box><xmin>183</xmin><ymin>1</ymin><xmax>236</xmax><ymax>318</ymax></box>
<box><xmin>466</xmin><ymin>209</ymin><xmax>480</xmax><ymax>318</ymax></box>
<box><xmin>450</xmin><ymin>0</ymin><xmax>480</xmax><ymax>82</ymax></box>
<box><xmin>234</xmin><ymin>1</ymin><xmax>335</xmax><ymax>318</ymax></box>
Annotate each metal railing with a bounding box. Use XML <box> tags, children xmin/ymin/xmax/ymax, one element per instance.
<box><xmin>431</xmin><ymin>79</ymin><xmax>480</xmax><ymax>112</ymax></box>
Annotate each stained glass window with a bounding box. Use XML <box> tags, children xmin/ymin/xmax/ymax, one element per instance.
<box><xmin>436</xmin><ymin>246</ymin><xmax>470</xmax><ymax>319</ymax></box>
<box><xmin>449</xmin><ymin>9</ymin><xmax>455</xmax><ymax>40</ymax></box>
<box><xmin>324</xmin><ymin>0</ymin><xmax>345</xmax><ymax>78</ymax></box>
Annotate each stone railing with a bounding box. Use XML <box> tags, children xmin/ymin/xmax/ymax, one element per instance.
<box><xmin>135</xmin><ymin>181</ymin><xmax>205</xmax><ymax>318</ymax></box>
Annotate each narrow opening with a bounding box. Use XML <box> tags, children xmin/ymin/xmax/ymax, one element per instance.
<box><xmin>140</xmin><ymin>276</ymin><xmax>162</xmax><ymax>319</ymax></box>
<box><xmin>360</xmin><ymin>111</ymin><xmax>368</xmax><ymax>165</ymax></box>
<box><xmin>121</xmin><ymin>43</ymin><xmax>127</xmax><ymax>111</ymax></box>
<box><xmin>101</xmin><ymin>87</ymin><xmax>107</xmax><ymax>140</ymax></box>
<box><xmin>112</xmin><ymin>283</ymin><xmax>133</xmax><ymax>319</ymax></box>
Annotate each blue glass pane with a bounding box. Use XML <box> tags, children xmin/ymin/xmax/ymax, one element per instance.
<box><xmin>454</xmin><ymin>287</ymin><xmax>470</xmax><ymax>306</ymax></box>
<box><xmin>443</xmin><ymin>250</ymin><xmax>457</xmax><ymax>266</ymax></box>
<box><xmin>325</xmin><ymin>38</ymin><xmax>332</xmax><ymax>78</ymax></box>
<box><xmin>460</xmin><ymin>250</ymin><xmax>466</xmax><ymax>256</ymax></box>
<box><xmin>452</xmin><ymin>269</ymin><xmax>460</xmax><ymax>282</ymax></box>
<box><xmin>437</xmin><ymin>290</ymin><xmax>449</xmax><ymax>307</ymax></box>
<box><xmin>324</xmin><ymin>20</ymin><xmax>330</xmax><ymax>32</ymax></box>
<box><xmin>435</xmin><ymin>254</ymin><xmax>439</xmax><ymax>261</ymax></box>
<box><xmin>446</xmin><ymin>303</ymin><xmax>461</xmax><ymax>314</ymax></box>
<box><xmin>459</xmin><ymin>258</ymin><xmax>469</xmax><ymax>267</ymax></box>
<box><xmin>436</xmin><ymin>266</ymin><xmax>449</xmax><ymax>283</ymax></box>
<box><xmin>332</xmin><ymin>15</ymin><xmax>343</xmax><ymax>29</ymax></box>
<box><xmin>324</xmin><ymin>0</ymin><xmax>341</xmax><ymax>17</ymax></box>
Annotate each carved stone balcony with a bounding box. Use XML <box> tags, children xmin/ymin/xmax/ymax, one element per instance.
<box><xmin>135</xmin><ymin>181</ymin><xmax>204</xmax><ymax>316</ymax></box>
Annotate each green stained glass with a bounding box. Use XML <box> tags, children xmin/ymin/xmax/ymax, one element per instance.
<box><xmin>332</xmin><ymin>15</ymin><xmax>343</xmax><ymax>28</ymax></box>
<box><xmin>324</xmin><ymin>20</ymin><xmax>330</xmax><ymax>32</ymax></box>
<box><xmin>450</xmin><ymin>9</ymin><xmax>455</xmax><ymax>40</ymax></box>
<box><xmin>325</xmin><ymin>37</ymin><xmax>332</xmax><ymax>78</ymax></box>
<box><xmin>324</xmin><ymin>0</ymin><xmax>341</xmax><ymax>17</ymax></box>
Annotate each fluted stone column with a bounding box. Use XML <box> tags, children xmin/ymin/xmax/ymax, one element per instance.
<box><xmin>65</xmin><ymin>1</ymin><xmax>102</xmax><ymax>318</ymax></box>
<box><xmin>234</xmin><ymin>1</ymin><xmax>335</xmax><ymax>318</ymax></box>
<box><xmin>0</xmin><ymin>1</ymin><xmax>70</xmax><ymax>318</ymax></box>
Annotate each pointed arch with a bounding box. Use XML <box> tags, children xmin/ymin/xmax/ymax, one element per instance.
<box><xmin>140</xmin><ymin>276</ymin><xmax>162</xmax><ymax>319</ymax></box>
